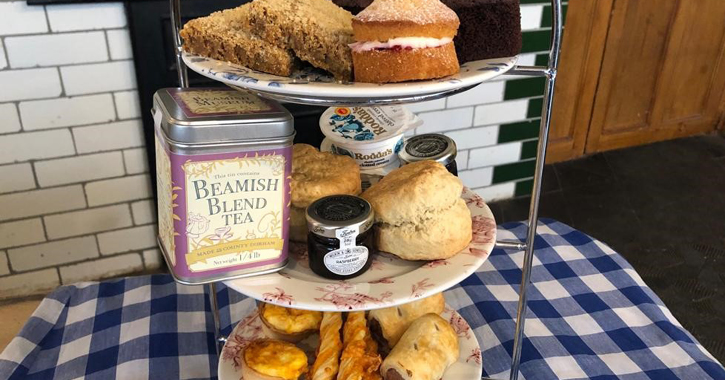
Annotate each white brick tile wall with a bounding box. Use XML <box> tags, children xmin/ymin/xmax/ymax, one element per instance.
<box><xmin>416</xmin><ymin>107</ymin><xmax>474</xmax><ymax>134</ymax></box>
<box><xmin>34</xmin><ymin>152</ymin><xmax>125</xmax><ymax>187</ymax></box>
<box><xmin>0</xmin><ymin>103</ymin><xmax>21</xmax><ymax>134</ymax></box>
<box><xmin>0</xmin><ymin>163</ymin><xmax>35</xmax><ymax>194</ymax></box>
<box><xmin>521</xmin><ymin>5</ymin><xmax>545</xmax><ymax>31</ymax></box>
<box><xmin>0</xmin><ymin>129</ymin><xmax>75</xmax><ymax>164</ymax></box>
<box><xmin>60</xmin><ymin>253</ymin><xmax>143</xmax><ymax>284</ymax></box>
<box><xmin>46</xmin><ymin>3</ymin><xmax>126</xmax><ymax>32</ymax></box>
<box><xmin>73</xmin><ymin>119</ymin><xmax>144</xmax><ymax>154</ymax></box>
<box><xmin>447</xmin><ymin>82</ymin><xmax>505</xmax><ymax>108</ymax></box>
<box><xmin>7</xmin><ymin>236</ymin><xmax>98</xmax><ymax>272</ymax></box>
<box><xmin>0</xmin><ymin>40</ymin><xmax>7</xmax><ymax>70</ymax></box>
<box><xmin>97</xmin><ymin>225</ymin><xmax>156</xmax><ymax>255</ymax></box>
<box><xmin>459</xmin><ymin>167</ymin><xmax>494</xmax><ymax>189</ymax></box>
<box><xmin>60</xmin><ymin>61</ymin><xmax>136</xmax><ymax>96</ymax></box>
<box><xmin>44</xmin><ymin>205</ymin><xmax>133</xmax><ymax>239</ymax></box>
<box><xmin>0</xmin><ymin>185</ymin><xmax>86</xmax><ymax>221</ymax></box>
<box><xmin>123</xmin><ymin>148</ymin><xmax>148</xmax><ymax>174</ymax></box>
<box><xmin>0</xmin><ymin>2</ymin><xmax>48</xmax><ymax>36</ymax></box>
<box><xmin>407</xmin><ymin>98</ymin><xmax>446</xmax><ymax>113</ymax></box>
<box><xmin>456</xmin><ymin>149</ymin><xmax>469</xmax><ymax>171</ymax></box>
<box><xmin>0</xmin><ymin>68</ymin><xmax>62</xmax><ymax>102</ymax></box>
<box><xmin>0</xmin><ymin>219</ymin><xmax>45</xmax><ymax>250</ymax></box>
<box><xmin>474</xmin><ymin>99</ymin><xmax>530</xmax><ymax>126</ymax></box>
<box><xmin>131</xmin><ymin>200</ymin><xmax>156</xmax><ymax>225</ymax></box>
<box><xmin>469</xmin><ymin>142</ymin><xmax>524</xmax><ymax>168</ymax></box>
<box><xmin>114</xmin><ymin>91</ymin><xmax>141</xmax><ymax>119</ymax></box>
<box><xmin>0</xmin><ymin>268</ymin><xmax>60</xmax><ymax>299</ymax></box>
<box><xmin>107</xmin><ymin>29</ymin><xmax>133</xmax><ymax>60</ymax></box>
<box><xmin>19</xmin><ymin>94</ymin><xmax>116</xmax><ymax>131</ymax></box>
<box><xmin>44</xmin><ymin>204</ymin><xmax>132</xmax><ymax>239</ymax></box>
<box><xmin>143</xmin><ymin>248</ymin><xmax>163</xmax><ymax>270</ymax></box>
<box><xmin>445</xmin><ymin>125</ymin><xmax>498</xmax><ymax>150</ymax></box>
<box><xmin>475</xmin><ymin>182</ymin><xmax>517</xmax><ymax>203</ymax></box>
<box><xmin>0</xmin><ymin>251</ymin><xmax>8</xmax><ymax>276</ymax></box>
<box><xmin>85</xmin><ymin>174</ymin><xmax>151</xmax><ymax>207</ymax></box>
<box><xmin>5</xmin><ymin>32</ymin><xmax>108</xmax><ymax>69</ymax></box>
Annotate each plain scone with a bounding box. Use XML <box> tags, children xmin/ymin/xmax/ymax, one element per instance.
<box><xmin>290</xmin><ymin>144</ymin><xmax>362</xmax><ymax>242</ymax></box>
<box><xmin>180</xmin><ymin>5</ymin><xmax>297</xmax><ymax>76</ymax></box>
<box><xmin>362</xmin><ymin>161</ymin><xmax>471</xmax><ymax>260</ymax></box>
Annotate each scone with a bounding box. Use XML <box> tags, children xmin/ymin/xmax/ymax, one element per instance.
<box><xmin>381</xmin><ymin>314</ymin><xmax>459</xmax><ymax>380</ymax></box>
<box><xmin>241</xmin><ymin>339</ymin><xmax>308</xmax><ymax>380</ymax></box>
<box><xmin>362</xmin><ymin>160</ymin><xmax>471</xmax><ymax>260</ymax></box>
<box><xmin>350</xmin><ymin>0</ymin><xmax>460</xmax><ymax>83</ymax></box>
<box><xmin>290</xmin><ymin>144</ymin><xmax>362</xmax><ymax>242</ymax></box>
<box><xmin>259</xmin><ymin>302</ymin><xmax>323</xmax><ymax>342</ymax></box>
<box><xmin>368</xmin><ymin>293</ymin><xmax>445</xmax><ymax>354</ymax></box>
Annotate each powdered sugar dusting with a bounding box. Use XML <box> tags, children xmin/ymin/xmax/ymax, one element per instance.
<box><xmin>355</xmin><ymin>0</ymin><xmax>459</xmax><ymax>24</ymax></box>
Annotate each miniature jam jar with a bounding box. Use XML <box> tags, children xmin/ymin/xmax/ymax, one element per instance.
<box><xmin>399</xmin><ymin>133</ymin><xmax>458</xmax><ymax>176</ymax></box>
<box><xmin>306</xmin><ymin>195</ymin><xmax>376</xmax><ymax>280</ymax></box>
<box><xmin>319</xmin><ymin>106</ymin><xmax>422</xmax><ymax>169</ymax></box>
<box><xmin>153</xmin><ymin>87</ymin><xmax>295</xmax><ymax>284</ymax></box>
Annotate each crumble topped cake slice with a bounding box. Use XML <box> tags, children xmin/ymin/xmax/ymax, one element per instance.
<box><xmin>180</xmin><ymin>5</ymin><xmax>297</xmax><ymax>76</ymax></box>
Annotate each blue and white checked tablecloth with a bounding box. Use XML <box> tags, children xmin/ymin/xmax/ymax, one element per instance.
<box><xmin>1</xmin><ymin>219</ymin><xmax>723</xmax><ymax>380</ymax></box>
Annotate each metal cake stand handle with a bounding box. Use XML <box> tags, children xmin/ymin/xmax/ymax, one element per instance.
<box><xmin>168</xmin><ymin>0</ymin><xmax>564</xmax><ymax>377</ymax></box>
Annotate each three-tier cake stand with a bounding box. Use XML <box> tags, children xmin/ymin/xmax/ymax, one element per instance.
<box><xmin>167</xmin><ymin>0</ymin><xmax>562</xmax><ymax>379</ymax></box>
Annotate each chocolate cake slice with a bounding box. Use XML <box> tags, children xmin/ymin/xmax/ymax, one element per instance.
<box><xmin>333</xmin><ymin>0</ymin><xmax>521</xmax><ymax>62</ymax></box>
<box><xmin>443</xmin><ymin>0</ymin><xmax>522</xmax><ymax>62</ymax></box>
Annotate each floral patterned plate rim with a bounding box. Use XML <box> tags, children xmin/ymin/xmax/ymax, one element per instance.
<box><xmin>224</xmin><ymin>187</ymin><xmax>495</xmax><ymax>312</ymax></box>
<box><xmin>218</xmin><ymin>302</ymin><xmax>482</xmax><ymax>380</ymax></box>
<box><xmin>182</xmin><ymin>51</ymin><xmax>517</xmax><ymax>104</ymax></box>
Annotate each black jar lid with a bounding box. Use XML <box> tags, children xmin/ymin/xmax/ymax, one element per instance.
<box><xmin>306</xmin><ymin>195</ymin><xmax>374</xmax><ymax>238</ymax></box>
<box><xmin>399</xmin><ymin>134</ymin><xmax>457</xmax><ymax>166</ymax></box>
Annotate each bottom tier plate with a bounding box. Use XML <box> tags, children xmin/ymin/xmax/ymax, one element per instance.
<box><xmin>219</xmin><ymin>303</ymin><xmax>483</xmax><ymax>380</ymax></box>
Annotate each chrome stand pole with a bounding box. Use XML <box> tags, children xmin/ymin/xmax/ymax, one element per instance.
<box><xmin>209</xmin><ymin>282</ymin><xmax>226</xmax><ymax>356</ymax></box>
<box><xmin>170</xmin><ymin>0</ymin><xmax>189</xmax><ymax>88</ymax></box>
<box><xmin>507</xmin><ymin>0</ymin><xmax>562</xmax><ymax>379</ymax></box>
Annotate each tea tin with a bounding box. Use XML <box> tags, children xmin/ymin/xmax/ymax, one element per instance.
<box><xmin>153</xmin><ymin>88</ymin><xmax>294</xmax><ymax>284</ymax></box>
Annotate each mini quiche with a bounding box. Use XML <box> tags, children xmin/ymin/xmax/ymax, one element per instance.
<box><xmin>259</xmin><ymin>302</ymin><xmax>323</xmax><ymax>342</ymax></box>
<box><xmin>241</xmin><ymin>339</ymin><xmax>308</xmax><ymax>380</ymax></box>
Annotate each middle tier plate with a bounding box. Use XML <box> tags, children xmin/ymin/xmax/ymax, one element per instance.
<box><xmin>224</xmin><ymin>187</ymin><xmax>495</xmax><ymax>311</ymax></box>
<box><xmin>182</xmin><ymin>51</ymin><xmax>518</xmax><ymax>106</ymax></box>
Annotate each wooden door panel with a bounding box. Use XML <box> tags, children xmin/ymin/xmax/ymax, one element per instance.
<box><xmin>586</xmin><ymin>0</ymin><xmax>725</xmax><ymax>153</ymax></box>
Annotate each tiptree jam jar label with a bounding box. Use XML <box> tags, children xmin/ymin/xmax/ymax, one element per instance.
<box><xmin>156</xmin><ymin>137</ymin><xmax>291</xmax><ymax>277</ymax></box>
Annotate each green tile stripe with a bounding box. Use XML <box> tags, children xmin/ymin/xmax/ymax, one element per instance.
<box><xmin>535</xmin><ymin>53</ymin><xmax>549</xmax><ymax>66</ymax></box>
<box><xmin>541</xmin><ymin>4</ymin><xmax>568</xmax><ymax>28</ymax></box>
<box><xmin>522</xmin><ymin>30</ymin><xmax>551</xmax><ymax>53</ymax></box>
<box><xmin>504</xmin><ymin>77</ymin><xmax>546</xmax><ymax>100</ymax></box>
<box><xmin>520</xmin><ymin>140</ymin><xmax>538</xmax><ymax>160</ymax></box>
<box><xmin>520</xmin><ymin>0</ymin><xmax>550</xmax><ymax>4</ymax></box>
<box><xmin>527</xmin><ymin>97</ymin><xmax>544</xmax><ymax>118</ymax></box>
<box><xmin>498</xmin><ymin>119</ymin><xmax>540</xmax><ymax>143</ymax></box>
<box><xmin>492</xmin><ymin>159</ymin><xmax>536</xmax><ymax>184</ymax></box>
<box><xmin>515</xmin><ymin>179</ymin><xmax>534</xmax><ymax>197</ymax></box>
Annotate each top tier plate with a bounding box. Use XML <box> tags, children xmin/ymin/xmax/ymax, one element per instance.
<box><xmin>182</xmin><ymin>51</ymin><xmax>517</xmax><ymax>106</ymax></box>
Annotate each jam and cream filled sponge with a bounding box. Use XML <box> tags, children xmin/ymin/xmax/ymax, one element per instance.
<box><xmin>351</xmin><ymin>0</ymin><xmax>460</xmax><ymax>83</ymax></box>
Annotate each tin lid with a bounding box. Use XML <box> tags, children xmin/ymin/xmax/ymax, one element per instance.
<box><xmin>306</xmin><ymin>195</ymin><xmax>374</xmax><ymax>238</ymax></box>
<box><xmin>153</xmin><ymin>88</ymin><xmax>294</xmax><ymax>144</ymax></box>
<box><xmin>319</xmin><ymin>106</ymin><xmax>421</xmax><ymax>145</ymax></box>
<box><xmin>399</xmin><ymin>133</ymin><xmax>457</xmax><ymax>166</ymax></box>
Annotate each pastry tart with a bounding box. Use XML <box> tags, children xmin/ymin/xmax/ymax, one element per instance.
<box><xmin>259</xmin><ymin>302</ymin><xmax>323</xmax><ymax>342</ymax></box>
<box><xmin>241</xmin><ymin>339</ymin><xmax>308</xmax><ymax>380</ymax></box>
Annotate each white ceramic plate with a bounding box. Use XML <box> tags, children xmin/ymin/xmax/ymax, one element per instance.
<box><xmin>218</xmin><ymin>304</ymin><xmax>483</xmax><ymax>380</ymax></box>
<box><xmin>224</xmin><ymin>188</ymin><xmax>496</xmax><ymax>312</ymax></box>
<box><xmin>182</xmin><ymin>51</ymin><xmax>517</xmax><ymax>105</ymax></box>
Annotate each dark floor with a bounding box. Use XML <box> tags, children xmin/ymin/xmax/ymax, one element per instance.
<box><xmin>490</xmin><ymin>134</ymin><xmax>725</xmax><ymax>364</ymax></box>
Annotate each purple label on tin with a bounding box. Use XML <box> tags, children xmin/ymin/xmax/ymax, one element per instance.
<box><xmin>156</xmin><ymin>137</ymin><xmax>291</xmax><ymax>279</ymax></box>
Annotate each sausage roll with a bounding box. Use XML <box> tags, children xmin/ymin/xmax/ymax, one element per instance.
<box><xmin>367</xmin><ymin>293</ymin><xmax>445</xmax><ymax>353</ymax></box>
<box><xmin>311</xmin><ymin>312</ymin><xmax>343</xmax><ymax>380</ymax></box>
<box><xmin>380</xmin><ymin>314</ymin><xmax>459</xmax><ymax>380</ymax></box>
